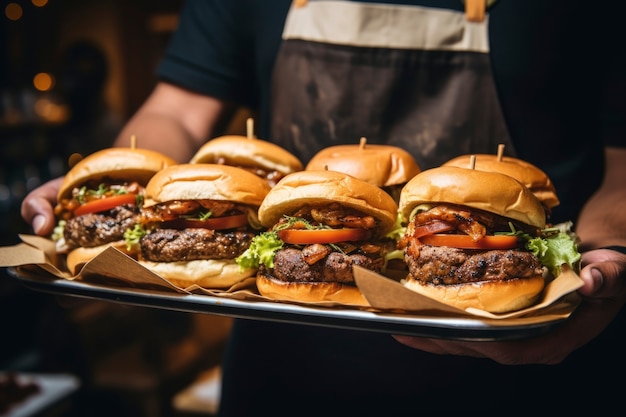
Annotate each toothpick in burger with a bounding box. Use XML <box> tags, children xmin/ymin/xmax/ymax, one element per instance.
<box><xmin>127</xmin><ymin>163</ymin><xmax>271</xmax><ymax>290</ymax></box>
<box><xmin>305</xmin><ymin>137</ymin><xmax>421</xmax><ymax>203</ymax></box>
<box><xmin>397</xmin><ymin>166</ymin><xmax>580</xmax><ymax>313</ymax></box>
<box><xmin>53</xmin><ymin>146</ymin><xmax>177</xmax><ymax>274</ymax></box>
<box><xmin>236</xmin><ymin>170</ymin><xmax>399</xmax><ymax>306</ymax></box>
<box><xmin>442</xmin><ymin>144</ymin><xmax>560</xmax><ymax>217</ymax></box>
<box><xmin>189</xmin><ymin>118</ymin><xmax>303</xmax><ymax>187</ymax></box>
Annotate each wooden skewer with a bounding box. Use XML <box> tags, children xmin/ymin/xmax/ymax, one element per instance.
<box><xmin>469</xmin><ymin>155</ymin><xmax>476</xmax><ymax>170</ymax></box>
<box><xmin>359</xmin><ymin>137</ymin><xmax>367</xmax><ymax>149</ymax></box>
<box><xmin>497</xmin><ymin>144</ymin><xmax>504</xmax><ymax>161</ymax></box>
<box><xmin>130</xmin><ymin>135</ymin><xmax>137</xmax><ymax>149</ymax></box>
<box><xmin>465</xmin><ymin>0</ymin><xmax>486</xmax><ymax>22</ymax></box>
<box><xmin>246</xmin><ymin>118</ymin><xmax>254</xmax><ymax>139</ymax></box>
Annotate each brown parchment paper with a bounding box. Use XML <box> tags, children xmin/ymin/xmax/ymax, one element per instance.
<box><xmin>1</xmin><ymin>235</ymin><xmax>583</xmax><ymax>323</ymax></box>
<box><xmin>353</xmin><ymin>265</ymin><xmax>583</xmax><ymax>323</ymax></box>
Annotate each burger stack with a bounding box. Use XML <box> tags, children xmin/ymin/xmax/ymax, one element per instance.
<box><xmin>52</xmin><ymin>140</ymin><xmax>580</xmax><ymax>313</ymax></box>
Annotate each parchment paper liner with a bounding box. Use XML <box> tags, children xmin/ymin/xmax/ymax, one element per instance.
<box><xmin>1</xmin><ymin>235</ymin><xmax>583</xmax><ymax>323</ymax></box>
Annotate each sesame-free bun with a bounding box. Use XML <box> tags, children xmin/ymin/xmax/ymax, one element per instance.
<box><xmin>402</xmin><ymin>274</ymin><xmax>545</xmax><ymax>313</ymax></box>
<box><xmin>258</xmin><ymin>170</ymin><xmax>399</xmax><ymax>235</ymax></box>
<box><xmin>189</xmin><ymin>135</ymin><xmax>303</xmax><ymax>175</ymax></box>
<box><xmin>138</xmin><ymin>258</ymin><xmax>256</xmax><ymax>290</ymax></box>
<box><xmin>66</xmin><ymin>240</ymin><xmax>134</xmax><ymax>275</ymax></box>
<box><xmin>58</xmin><ymin>147</ymin><xmax>177</xmax><ymax>201</ymax></box>
<box><xmin>305</xmin><ymin>140</ymin><xmax>421</xmax><ymax>187</ymax></box>
<box><xmin>256</xmin><ymin>274</ymin><xmax>370</xmax><ymax>307</ymax></box>
<box><xmin>398</xmin><ymin>166</ymin><xmax>546</xmax><ymax>229</ymax></box>
<box><xmin>442</xmin><ymin>154</ymin><xmax>559</xmax><ymax>209</ymax></box>
<box><xmin>143</xmin><ymin>163</ymin><xmax>271</xmax><ymax>208</ymax></box>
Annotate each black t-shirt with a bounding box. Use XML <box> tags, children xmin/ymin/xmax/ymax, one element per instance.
<box><xmin>157</xmin><ymin>1</ymin><xmax>626</xmax><ymax>415</ymax></box>
<box><xmin>159</xmin><ymin>0</ymin><xmax>625</xmax><ymax>223</ymax></box>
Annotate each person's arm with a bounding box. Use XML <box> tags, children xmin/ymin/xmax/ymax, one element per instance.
<box><xmin>393</xmin><ymin>146</ymin><xmax>626</xmax><ymax>364</ymax></box>
<box><xmin>114</xmin><ymin>82</ymin><xmax>230</xmax><ymax>162</ymax></box>
<box><xmin>21</xmin><ymin>82</ymin><xmax>229</xmax><ymax>236</ymax></box>
<box><xmin>575</xmin><ymin>146</ymin><xmax>626</xmax><ymax>251</ymax></box>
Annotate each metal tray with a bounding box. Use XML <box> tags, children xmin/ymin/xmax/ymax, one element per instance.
<box><xmin>6</xmin><ymin>267</ymin><xmax>567</xmax><ymax>341</ymax></box>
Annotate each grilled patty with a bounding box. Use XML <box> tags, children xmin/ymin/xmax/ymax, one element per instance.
<box><xmin>261</xmin><ymin>245</ymin><xmax>386</xmax><ymax>284</ymax></box>
<box><xmin>404</xmin><ymin>240</ymin><xmax>544</xmax><ymax>285</ymax></box>
<box><xmin>64</xmin><ymin>204</ymin><xmax>139</xmax><ymax>248</ymax></box>
<box><xmin>140</xmin><ymin>228</ymin><xmax>255</xmax><ymax>262</ymax></box>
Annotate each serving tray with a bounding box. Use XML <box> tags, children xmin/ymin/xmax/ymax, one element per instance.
<box><xmin>6</xmin><ymin>266</ymin><xmax>569</xmax><ymax>341</ymax></box>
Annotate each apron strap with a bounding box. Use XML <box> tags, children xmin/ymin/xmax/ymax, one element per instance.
<box><xmin>465</xmin><ymin>0</ymin><xmax>486</xmax><ymax>22</ymax></box>
<box><xmin>296</xmin><ymin>0</ymin><xmax>487</xmax><ymax>21</ymax></box>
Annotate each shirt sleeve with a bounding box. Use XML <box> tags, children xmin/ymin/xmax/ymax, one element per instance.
<box><xmin>156</xmin><ymin>0</ymin><xmax>256</xmax><ymax>107</ymax></box>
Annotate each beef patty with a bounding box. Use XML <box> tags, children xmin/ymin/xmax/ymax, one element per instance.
<box><xmin>405</xmin><ymin>240</ymin><xmax>544</xmax><ymax>285</ymax></box>
<box><xmin>140</xmin><ymin>228</ymin><xmax>255</xmax><ymax>262</ymax></box>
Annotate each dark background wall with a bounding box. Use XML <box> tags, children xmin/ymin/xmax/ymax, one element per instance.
<box><xmin>1</xmin><ymin>2</ymin><xmax>232</xmax><ymax>416</ymax></box>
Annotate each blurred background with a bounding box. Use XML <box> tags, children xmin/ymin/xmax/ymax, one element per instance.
<box><xmin>1</xmin><ymin>1</ymin><xmax>235</xmax><ymax>415</ymax></box>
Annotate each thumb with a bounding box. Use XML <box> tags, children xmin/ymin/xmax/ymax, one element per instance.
<box><xmin>578</xmin><ymin>249</ymin><xmax>626</xmax><ymax>299</ymax></box>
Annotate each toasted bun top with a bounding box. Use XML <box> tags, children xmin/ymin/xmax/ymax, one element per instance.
<box><xmin>143</xmin><ymin>163</ymin><xmax>271</xmax><ymax>207</ymax></box>
<box><xmin>398</xmin><ymin>166</ymin><xmax>546</xmax><ymax>228</ymax></box>
<box><xmin>58</xmin><ymin>147</ymin><xmax>177</xmax><ymax>200</ymax></box>
<box><xmin>442</xmin><ymin>154</ymin><xmax>559</xmax><ymax>209</ymax></box>
<box><xmin>258</xmin><ymin>170</ymin><xmax>399</xmax><ymax>234</ymax></box>
<box><xmin>305</xmin><ymin>143</ymin><xmax>421</xmax><ymax>187</ymax></box>
<box><xmin>189</xmin><ymin>135</ymin><xmax>303</xmax><ymax>175</ymax></box>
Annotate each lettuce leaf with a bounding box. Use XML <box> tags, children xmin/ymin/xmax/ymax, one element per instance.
<box><xmin>236</xmin><ymin>231</ymin><xmax>284</xmax><ymax>270</ymax></box>
<box><xmin>500</xmin><ymin>221</ymin><xmax>581</xmax><ymax>277</ymax></box>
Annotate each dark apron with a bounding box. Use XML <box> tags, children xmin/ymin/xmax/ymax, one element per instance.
<box><xmin>270</xmin><ymin>0</ymin><xmax>514</xmax><ymax>169</ymax></box>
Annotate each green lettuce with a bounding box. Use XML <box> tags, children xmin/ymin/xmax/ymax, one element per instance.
<box><xmin>236</xmin><ymin>231</ymin><xmax>284</xmax><ymax>270</ymax></box>
<box><xmin>499</xmin><ymin>221</ymin><xmax>581</xmax><ymax>277</ymax></box>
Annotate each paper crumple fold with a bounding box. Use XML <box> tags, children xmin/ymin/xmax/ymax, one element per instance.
<box><xmin>1</xmin><ymin>234</ymin><xmax>584</xmax><ymax>322</ymax></box>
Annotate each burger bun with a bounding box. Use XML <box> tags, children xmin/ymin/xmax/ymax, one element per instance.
<box><xmin>442</xmin><ymin>154</ymin><xmax>559</xmax><ymax>209</ymax></box>
<box><xmin>58</xmin><ymin>147</ymin><xmax>177</xmax><ymax>201</ymax></box>
<box><xmin>256</xmin><ymin>275</ymin><xmax>370</xmax><ymax>306</ymax></box>
<box><xmin>402</xmin><ymin>274</ymin><xmax>546</xmax><ymax>313</ymax></box>
<box><xmin>189</xmin><ymin>135</ymin><xmax>303</xmax><ymax>176</ymax></box>
<box><xmin>258</xmin><ymin>170</ymin><xmax>399</xmax><ymax>234</ymax></box>
<box><xmin>66</xmin><ymin>241</ymin><xmax>135</xmax><ymax>275</ymax></box>
<box><xmin>138</xmin><ymin>259</ymin><xmax>256</xmax><ymax>290</ymax></box>
<box><xmin>305</xmin><ymin>141</ymin><xmax>420</xmax><ymax>187</ymax></box>
<box><xmin>143</xmin><ymin>163</ymin><xmax>271</xmax><ymax>208</ymax></box>
<box><xmin>399</xmin><ymin>166</ymin><xmax>546</xmax><ymax>229</ymax></box>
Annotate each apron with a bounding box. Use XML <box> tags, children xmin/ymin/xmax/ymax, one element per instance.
<box><xmin>270</xmin><ymin>0</ymin><xmax>514</xmax><ymax>169</ymax></box>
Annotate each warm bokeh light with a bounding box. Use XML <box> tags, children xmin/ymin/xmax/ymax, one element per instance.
<box><xmin>33</xmin><ymin>72</ymin><xmax>55</xmax><ymax>91</ymax></box>
<box><xmin>32</xmin><ymin>0</ymin><xmax>49</xmax><ymax>7</ymax></box>
<box><xmin>5</xmin><ymin>2</ymin><xmax>23</xmax><ymax>21</ymax></box>
<box><xmin>34</xmin><ymin>97</ymin><xmax>70</xmax><ymax>124</ymax></box>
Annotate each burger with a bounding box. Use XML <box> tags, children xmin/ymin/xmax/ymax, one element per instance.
<box><xmin>189</xmin><ymin>133</ymin><xmax>303</xmax><ymax>187</ymax></box>
<box><xmin>397</xmin><ymin>166</ymin><xmax>580</xmax><ymax>313</ymax></box>
<box><xmin>126</xmin><ymin>163</ymin><xmax>271</xmax><ymax>289</ymax></box>
<box><xmin>304</xmin><ymin>138</ymin><xmax>421</xmax><ymax>202</ymax></box>
<box><xmin>53</xmin><ymin>147</ymin><xmax>177</xmax><ymax>274</ymax></box>
<box><xmin>236</xmin><ymin>170</ymin><xmax>399</xmax><ymax>306</ymax></box>
<box><xmin>442</xmin><ymin>151</ymin><xmax>560</xmax><ymax>216</ymax></box>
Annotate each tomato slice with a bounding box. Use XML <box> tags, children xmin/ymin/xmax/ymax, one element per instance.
<box><xmin>277</xmin><ymin>228</ymin><xmax>371</xmax><ymax>244</ymax></box>
<box><xmin>160</xmin><ymin>213</ymin><xmax>248</xmax><ymax>230</ymax></box>
<box><xmin>74</xmin><ymin>194</ymin><xmax>138</xmax><ymax>216</ymax></box>
<box><xmin>419</xmin><ymin>234</ymin><xmax>520</xmax><ymax>250</ymax></box>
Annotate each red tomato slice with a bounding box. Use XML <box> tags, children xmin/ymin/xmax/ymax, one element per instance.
<box><xmin>160</xmin><ymin>213</ymin><xmax>248</xmax><ymax>230</ymax></box>
<box><xmin>74</xmin><ymin>194</ymin><xmax>138</xmax><ymax>216</ymax></box>
<box><xmin>277</xmin><ymin>228</ymin><xmax>371</xmax><ymax>244</ymax></box>
<box><xmin>419</xmin><ymin>234</ymin><xmax>520</xmax><ymax>250</ymax></box>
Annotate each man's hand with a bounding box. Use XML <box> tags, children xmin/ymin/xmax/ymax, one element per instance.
<box><xmin>392</xmin><ymin>248</ymin><xmax>626</xmax><ymax>365</ymax></box>
<box><xmin>20</xmin><ymin>177</ymin><xmax>64</xmax><ymax>236</ymax></box>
